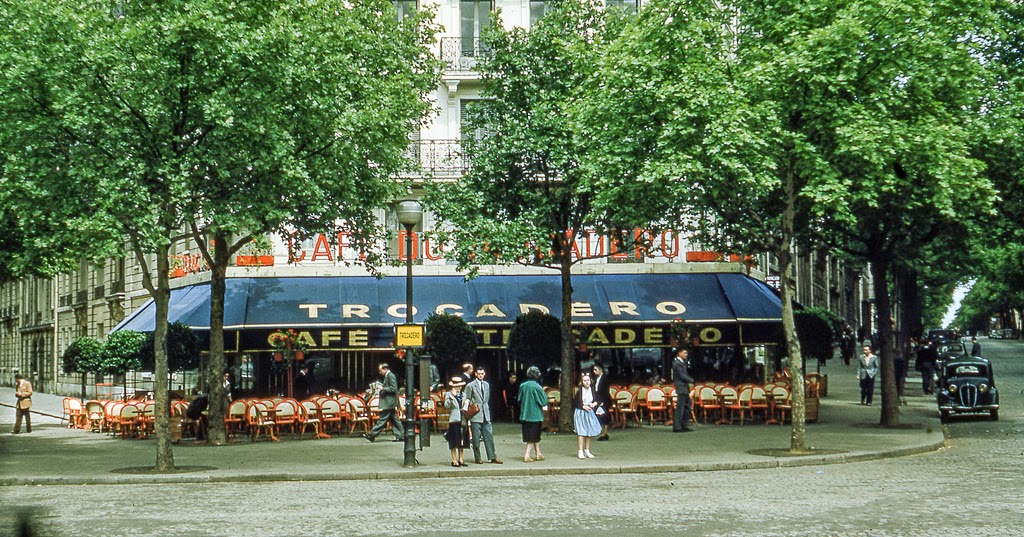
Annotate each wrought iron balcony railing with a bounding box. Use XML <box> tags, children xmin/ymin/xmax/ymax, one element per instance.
<box><xmin>402</xmin><ymin>139</ymin><xmax>471</xmax><ymax>176</ymax></box>
<box><xmin>440</xmin><ymin>37</ymin><xmax>491</xmax><ymax>72</ymax></box>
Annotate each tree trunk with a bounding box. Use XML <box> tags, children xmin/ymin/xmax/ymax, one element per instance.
<box><xmin>780</xmin><ymin>166</ymin><xmax>806</xmax><ymax>453</ymax></box>
<box><xmin>557</xmin><ymin>259</ymin><xmax>575</xmax><ymax>433</ymax></box>
<box><xmin>80</xmin><ymin>373</ymin><xmax>87</xmax><ymax>401</ymax></box>
<box><xmin>153</xmin><ymin>243</ymin><xmax>175</xmax><ymax>472</ymax></box>
<box><xmin>206</xmin><ymin>230</ymin><xmax>229</xmax><ymax>446</ymax></box>
<box><xmin>870</xmin><ymin>260</ymin><xmax>900</xmax><ymax>427</ymax></box>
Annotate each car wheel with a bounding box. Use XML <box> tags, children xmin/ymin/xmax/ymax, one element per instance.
<box><xmin>990</xmin><ymin>409</ymin><xmax>998</xmax><ymax>421</ymax></box>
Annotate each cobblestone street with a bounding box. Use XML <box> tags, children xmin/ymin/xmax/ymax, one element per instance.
<box><xmin>2</xmin><ymin>339</ymin><xmax>1022</xmax><ymax>536</ymax></box>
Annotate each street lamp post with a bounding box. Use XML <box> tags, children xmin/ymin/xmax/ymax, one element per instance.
<box><xmin>397</xmin><ymin>200</ymin><xmax>422</xmax><ymax>468</ymax></box>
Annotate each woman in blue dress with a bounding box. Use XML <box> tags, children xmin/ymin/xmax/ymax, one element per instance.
<box><xmin>573</xmin><ymin>373</ymin><xmax>602</xmax><ymax>459</ymax></box>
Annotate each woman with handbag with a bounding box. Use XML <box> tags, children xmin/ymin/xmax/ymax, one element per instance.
<box><xmin>444</xmin><ymin>376</ymin><xmax>469</xmax><ymax>467</ymax></box>
<box><xmin>572</xmin><ymin>373</ymin><xmax>602</xmax><ymax>459</ymax></box>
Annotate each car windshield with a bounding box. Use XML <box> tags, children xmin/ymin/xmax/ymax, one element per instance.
<box><xmin>937</xmin><ymin>343</ymin><xmax>966</xmax><ymax>355</ymax></box>
<box><xmin>945</xmin><ymin>364</ymin><xmax>988</xmax><ymax>377</ymax></box>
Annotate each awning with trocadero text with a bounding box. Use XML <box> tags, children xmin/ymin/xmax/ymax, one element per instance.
<box><xmin>112</xmin><ymin>273</ymin><xmax>783</xmax><ymax>349</ymax></box>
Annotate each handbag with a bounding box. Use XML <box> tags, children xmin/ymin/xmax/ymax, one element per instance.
<box><xmin>464</xmin><ymin>403</ymin><xmax>481</xmax><ymax>420</ymax></box>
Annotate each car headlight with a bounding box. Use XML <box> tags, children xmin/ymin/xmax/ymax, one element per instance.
<box><xmin>979</xmin><ymin>384</ymin><xmax>989</xmax><ymax>392</ymax></box>
<box><xmin>948</xmin><ymin>384</ymin><xmax>957</xmax><ymax>393</ymax></box>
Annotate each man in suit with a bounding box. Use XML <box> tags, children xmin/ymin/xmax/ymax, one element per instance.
<box><xmin>672</xmin><ymin>349</ymin><xmax>695</xmax><ymax>432</ymax></box>
<box><xmin>591</xmin><ymin>362</ymin><xmax>613</xmax><ymax>441</ymax></box>
<box><xmin>460</xmin><ymin>362</ymin><xmax>475</xmax><ymax>384</ymax></box>
<box><xmin>971</xmin><ymin>337</ymin><xmax>982</xmax><ymax>357</ymax></box>
<box><xmin>13</xmin><ymin>373</ymin><xmax>33</xmax><ymax>434</ymax></box>
<box><xmin>465</xmin><ymin>367</ymin><xmax>503</xmax><ymax>464</ymax></box>
<box><xmin>365</xmin><ymin>363</ymin><xmax>404</xmax><ymax>442</ymax></box>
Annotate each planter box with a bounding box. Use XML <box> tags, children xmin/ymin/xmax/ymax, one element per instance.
<box><xmin>805</xmin><ymin>396</ymin><xmax>819</xmax><ymax>422</ymax></box>
<box><xmin>168</xmin><ymin>267</ymin><xmax>186</xmax><ymax>279</ymax></box>
<box><xmin>236</xmin><ymin>255</ymin><xmax>275</xmax><ymax>267</ymax></box>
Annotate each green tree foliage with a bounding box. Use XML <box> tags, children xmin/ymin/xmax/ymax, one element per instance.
<box><xmin>62</xmin><ymin>336</ymin><xmax>104</xmax><ymax>399</ymax></box>
<box><xmin>507</xmin><ymin>311</ymin><xmax>562</xmax><ymax>369</ymax></box>
<box><xmin>426</xmin><ymin>0</ymin><xmax>656</xmax><ymax>431</ymax></box>
<box><xmin>794</xmin><ymin>308</ymin><xmax>841</xmax><ymax>364</ymax></box>
<box><xmin>100</xmin><ymin>331</ymin><xmax>146</xmax><ymax>377</ymax></box>
<box><xmin>425</xmin><ymin>314</ymin><xmax>478</xmax><ymax>370</ymax></box>
<box><xmin>140</xmin><ymin>322</ymin><xmax>201</xmax><ymax>374</ymax></box>
<box><xmin>577</xmin><ymin>0</ymin><xmax>996</xmax><ymax>440</ymax></box>
<box><xmin>0</xmin><ymin>0</ymin><xmax>439</xmax><ymax>456</ymax></box>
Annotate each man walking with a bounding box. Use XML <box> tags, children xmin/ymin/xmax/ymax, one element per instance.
<box><xmin>970</xmin><ymin>336</ymin><xmax>982</xmax><ymax>357</ymax></box>
<box><xmin>672</xmin><ymin>349</ymin><xmax>694</xmax><ymax>432</ymax></box>
<box><xmin>465</xmin><ymin>367</ymin><xmax>502</xmax><ymax>464</ymax></box>
<box><xmin>13</xmin><ymin>373</ymin><xmax>33</xmax><ymax>434</ymax></box>
<box><xmin>364</xmin><ymin>363</ymin><xmax>405</xmax><ymax>442</ymax></box>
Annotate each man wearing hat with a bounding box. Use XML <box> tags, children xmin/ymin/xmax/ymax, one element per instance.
<box><xmin>364</xmin><ymin>363</ymin><xmax>405</xmax><ymax>442</ymax></box>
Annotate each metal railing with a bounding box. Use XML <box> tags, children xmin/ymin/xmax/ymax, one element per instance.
<box><xmin>401</xmin><ymin>139</ymin><xmax>471</xmax><ymax>176</ymax></box>
<box><xmin>440</xmin><ymin>37</ymin><xmax>491</xmax><ymax>72</ymax></box>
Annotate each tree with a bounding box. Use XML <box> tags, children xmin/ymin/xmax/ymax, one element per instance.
<box><xmin>426</xmin><ymin>0</ymin><xmax>661</xmax><ymax>432</ymax></box>
<box><xmin>507</xmin><ymin>311</ymin><xmax>563</xmax><ymax>370</ymax></box>
<box><xmin>425</xmin><ymin>313</ymin><xmax>478</xmax><ymax>375</ymax></box>
<box><xmin>62</xmin><ymin>336</ymin><xmax>104</xmax><ymax>400</ymax></box>
<box><xmin>100</xmin><ymin>330</ymin><xmax>146</xmax><ymax>400</ymax></box>
<box><xmin>576</xmin><ymin>0</ymin><xmax>995</xmax><ymax>447</ymax></box>
<box><xmin>180</xmin><ymin>0</ymin><xmax>439</xmax><ymax>446</ymax></box>
<box><xmin>1</xmin><ymin>0</ymin><xmax>439</xmax><ymax>466</ymax></box>
<box><xmin>140</xmin><ymin>321</ymin><xmax>201</xmax><ymax>379</ymax></box>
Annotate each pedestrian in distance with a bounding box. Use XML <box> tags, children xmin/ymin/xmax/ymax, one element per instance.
<box><xmin>857</xmin><ymin>345</ymin><xmax>880</xmax><ymax>405</ymax></box>
<box><xmin>591</xmin><ymin>362</ymin><xmax>612</xmax><ymax>441</ymax></box>
<box><xmin>460</xmin><ymin>362</ymin><xmax>474</xmax><ymax>385</ymax></box>
<box><xmin>364</xmin><ymin>363</ymin><xmax>405</xmax><ymax>443</ymax></box>
<box><xmin>465</xmin><ymin>367</ymin><xmax>503</xmax><ymax>464</ymax></box>
<box><xmin>13</xmin><ymin>373</ymin><xmax>33</xmax><ymax>434</ymax></box>
<box><xmin>518</xmin><ymin>366</ymin><xmax>548</xmax><ymax>462</ymax></box>
<box><xmin>444</xmin><ymin>376</ymin><xmax>470</xmax><ymax>467</ymax></box>
<box><xmin>917</xmin><ymin>340</ymin><xmax>938</xmax><ymax>394</ymax></box>
<box><xmin>573</xmin><ymin>372</ymin><xmax>602</xmax><ymax>459</ymax></box>
<box><xmin>503</xmin><ymin>370</ymin><xmax>520</xmax><ymax>423</ymax></box>
<box><xmin>672</xmin><ymin>348</ymin><xmax>695</xmax><ymax>432</ymax></box>
<box><xmin>971</xmin><ymin>337</ymin><xmax>982</xmax><ymax>357</ymax></box>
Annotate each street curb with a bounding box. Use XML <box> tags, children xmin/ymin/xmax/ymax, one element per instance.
<box><xmin>0</xmin><ymin>432</ymin><xmax>947</xmax><ymax>487</ymax></box>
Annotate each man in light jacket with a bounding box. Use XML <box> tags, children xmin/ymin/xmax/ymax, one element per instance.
<box><xmin>13</xmin><ymin>373</ymin><xmax>33</xmax><ymax>434</ymax></box>
<box><xmin>465</xmin><ymin>367</ymin><xmax>503</xmax><ymax>464</ymax></box>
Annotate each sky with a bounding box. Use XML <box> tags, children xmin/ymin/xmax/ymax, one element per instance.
<box><xmin>942</xmin><ymin>282</ymin><xmax>972</xmax><ymax>328</ymax></box>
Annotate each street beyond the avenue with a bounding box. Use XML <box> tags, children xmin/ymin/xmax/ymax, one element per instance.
<box><xmin>1</xmin><ymin>339</ymin><xmax>1022</xmax><ymax>536</ymax></box>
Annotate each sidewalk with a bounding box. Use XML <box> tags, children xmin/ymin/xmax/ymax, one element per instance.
<box><xmin>0</xmin><ymin>368</ymin><xmax>945</xmax><ymax>486</ymax></box>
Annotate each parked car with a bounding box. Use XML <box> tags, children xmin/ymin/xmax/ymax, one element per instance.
<box><xmin>989</xmin><ymin>329</ymin><xmax>1002</xmax><ymax>339</ymax></box>
<box><xmin>934</xmin><ymin>340</ymin><xmax>968</xmax><ymax>368</ymax></box>
<box><xmin>927</xmin><ymin>328</ymin><xmax>958</xmax><ymax>342</ymax></box>
<box><xmin>936</xmin><ymin>356</ymin><xmax>999</xmax><ymax>422</ymax></box>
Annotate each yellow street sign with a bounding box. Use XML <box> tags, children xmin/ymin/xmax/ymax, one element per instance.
<box><xmin>396</xmin><ymin>324</ymin><xmax>424</xmax><ymax>348</ymax></box>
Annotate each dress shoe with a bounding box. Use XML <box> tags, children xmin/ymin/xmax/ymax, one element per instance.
<box><xmin>597</xmin><ymin>435</ymin><xmax>609</xmax><ymax>441</ymax></box>
<box><xmin>391</xmin><ymin>437</ymin><xmax>404</xmax><ymax>442</ymax></box>
<box><xmin>459</xmin><ymin>461</ymin><xmax>469</xmax><ymax>467</ymax></box>
<box><xmin>475</xmin><ymin>459</ymin><xmax>484</xmax><ymax>464</ymax></box>
<box><xmin>677</xmin><ymin>427</ymin><xmax>693</xmax><ymax>432</ymax></box>
<box><xmin>523</xmin><ymin>456</ymin><xmax>535</xmax><ymax>463</ymax></box>
<box><xmin>490</xmin><ymin>458</ymin><xmax>504</xmax><ymax>464</ymax></box>
<box><xmin>363</xmin><ymin>434</ymin><xmax>376</xmax><ymax>442</ymax></box>
<box><xmin>534</xmin><ymin>454</ymin><xmax>545</xmax><ymax>461</ymax></box>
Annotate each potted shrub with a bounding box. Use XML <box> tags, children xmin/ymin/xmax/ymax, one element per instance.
<box><xmin>424</xmin><ymin>313</ymin><xmax>478</xmax><ymax>377</ymax></box>
<box><xmin>63</xmin><ymin>336</ymin><xmax>104</xmax><ymax>400</ymax></box>
<box><xmin>101</xmin><ymin>330</ymin><xmax>146</xmax><ymax>401</ymax></box>
<box><xmin>236</xmin><ymin>235</ymin><xmax>275</xmax><ymax>267</ymax></box>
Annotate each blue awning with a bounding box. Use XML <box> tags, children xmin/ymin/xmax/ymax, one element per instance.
<box><xmin>113</xmin><ymin>272</ymin><xmax>782</xmax><ymax>345</ymax></box>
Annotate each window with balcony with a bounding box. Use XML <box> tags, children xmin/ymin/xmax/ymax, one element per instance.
<box><xmin>530</xmin><ymin>0</ymin><xmax>548</xmax><ymax>26</ymax></box>
<box><xmin>394</xmin><ymin>0</ymin><xmax>416</xmax><ymax>20</ymax></box>
<box><xmin>604</xmin><ymin>0</ymin><xmax>637</xmax><ymax>13</ymax></box>
<box><xmin>460</xmin><ymin>0</ymin><xmax>491</xmax><ymax>57</ymax></box>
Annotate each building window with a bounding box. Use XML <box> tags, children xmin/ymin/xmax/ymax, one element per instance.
<box><xmin>530</xmin><ymin>0</ymin><xmax>548</xmax><ymax>26</ymax></box>
<box><xmin>394</xmin><ymin>0</ymin><xmax>416</xmax><ymax>20</ymax></box>
<box><xmin>604</xmin><ymin>0</ymin><xmax>637</xmax><ymax>13</ymax></box>
<box><xmin>461</xmin><ymin>0</ymin><xmax>491</xmax><ymax>56</ymax></box>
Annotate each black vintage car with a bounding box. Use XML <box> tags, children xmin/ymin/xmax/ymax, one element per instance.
<box><xmin>937</xmin><ymin>356</ymin><xmax>999</xmax><ymax>422</ymax></box>
<box><xmin>934</xmin><ymin>340</ymin><xmax>968</xmax><ymax>368</ymax></box>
